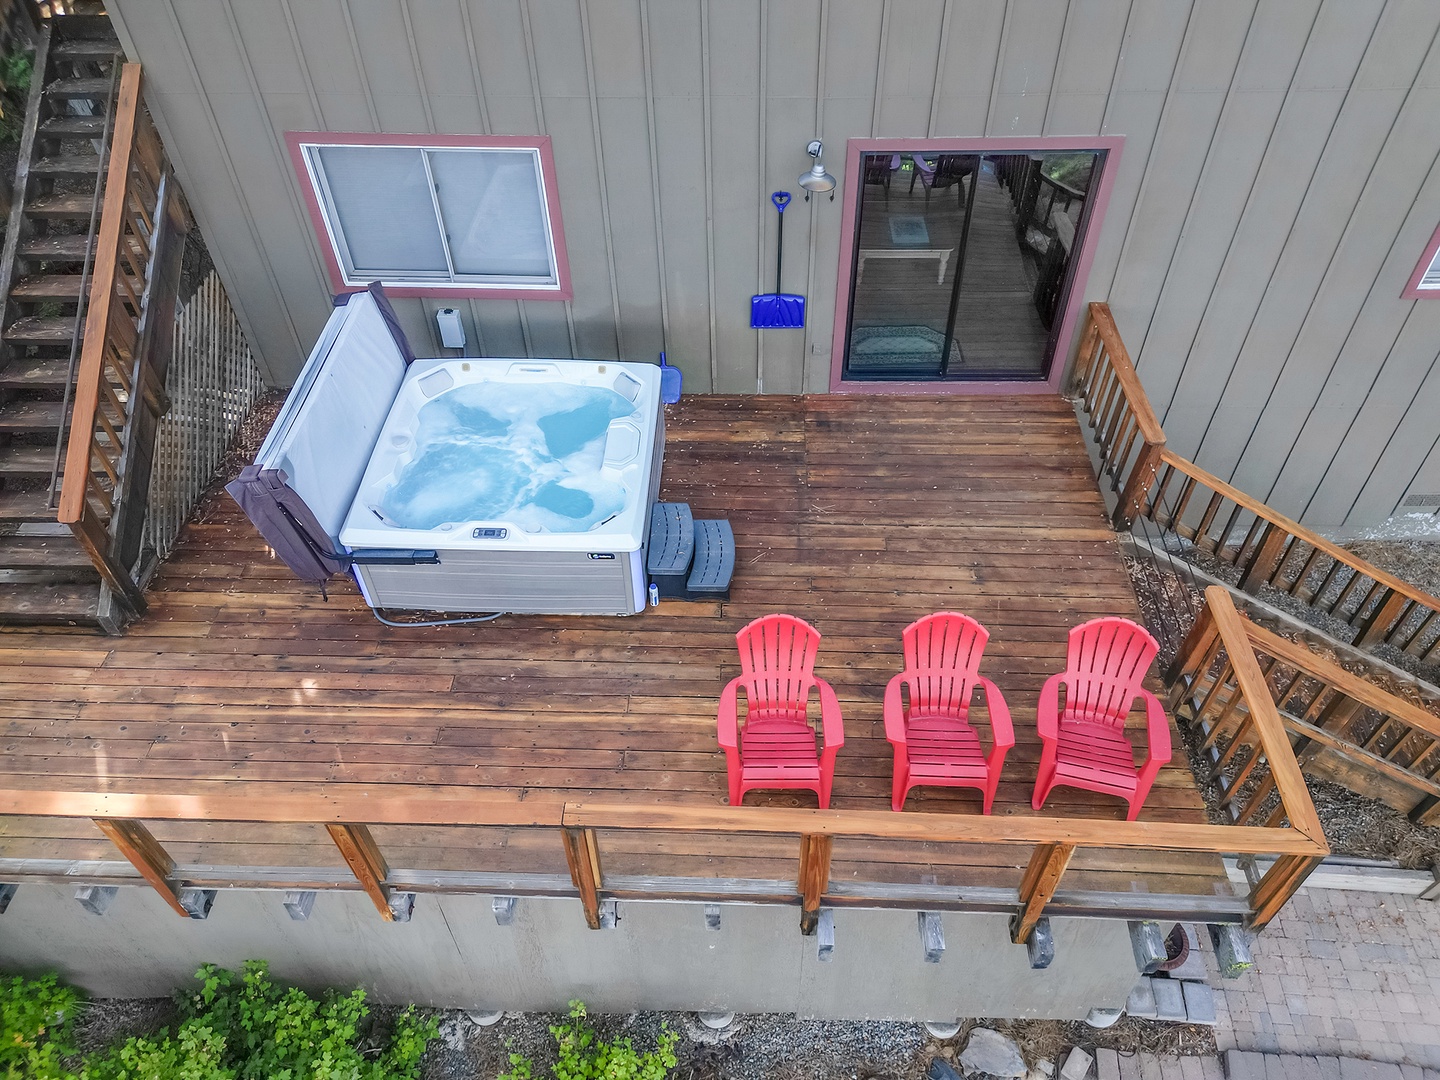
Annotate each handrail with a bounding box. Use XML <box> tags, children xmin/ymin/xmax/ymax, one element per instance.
<box><xmin>0</xmin><ymin>619</ymin><xmax>1327</xmax><ymax>933</ymax></box>
<box><xmin>1072</xmin><ymin>303</ymin><xmax>1440</xmax><ymax>664</ymax></box>
<box><xmin>56</xmin><ymin>62</ymin><xmax>163</xmax><ymax>618</ymax></box>
<box><xmin>1069</xmin><ymin>302</ymin><xmax>1165</xmax><ymax>529</ymax></box>
<box><xmin>1148</xmin><ymin>449</ymin><xmax>1440</xmax><ymax>660</ymax></box>
<box><xmin>1171</xmin><ymin>587</ymin><xmax>1440</xmax><ymax>827</ymax></box>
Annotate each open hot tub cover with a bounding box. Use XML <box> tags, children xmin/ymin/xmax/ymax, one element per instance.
<box><xmin>226</xmin><ymin>282</ymin><xmax>414</xmax><ymax>582</ymax></box>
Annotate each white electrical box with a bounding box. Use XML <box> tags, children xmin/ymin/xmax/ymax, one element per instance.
<box><xmin>436</xmin><ymin>308</ymin><xmax>466</xmax><ymax>350</ymax></box>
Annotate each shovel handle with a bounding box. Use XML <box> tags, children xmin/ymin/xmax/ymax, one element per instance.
<box><xmin>771</xmin><ymin>191</ymin><xmax>791</xmax><ymax>214</ymax></box>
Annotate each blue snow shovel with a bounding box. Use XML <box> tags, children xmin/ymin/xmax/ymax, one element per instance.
<box><xmin>751</xmin><ymin>191</ymin><xmax>805</xmax><ymax>329</ymax></box>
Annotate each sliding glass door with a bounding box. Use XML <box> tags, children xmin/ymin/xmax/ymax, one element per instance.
<box><xmin>841</xmin><ymin>148</ymin><xmax>1103</xmax><ymax>383</ymax></box>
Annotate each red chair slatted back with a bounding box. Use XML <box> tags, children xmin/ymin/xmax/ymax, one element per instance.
<box><xmin>901</xmin><ymin>612</ymin><xmax>988</xmax><ymax>716</ymax></box>
<box><xmin>1061</xmin><ymin>616</ymin><xmax>1159</xmax><ymax>728</ymax></box>
<box><xmin>734</xmin><ymin>614</ymin><xmax>821</xmax><ymax>723</ymax></box>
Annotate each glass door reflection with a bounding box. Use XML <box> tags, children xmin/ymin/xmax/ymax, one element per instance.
<box><xmin>843</xmin><ymin>149</ymin><xmax>1101</xmax><ymax>382</ymax></box>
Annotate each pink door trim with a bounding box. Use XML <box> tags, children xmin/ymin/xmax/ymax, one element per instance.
<box><xmin>829</xmin><ymin>136</ymin><xmax>1125</xmax><ymax>395</ymax></box>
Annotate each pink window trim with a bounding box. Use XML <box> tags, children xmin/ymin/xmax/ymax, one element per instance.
<box><xmin>285</xmin><ymin>131</ymin><xmax>573</xmax><ymax>301</ymax></box>
<box><xmin>828</xmin><ymin>135</ymin><xmax>1125</xmax><ymax>395</ymax></box>
<box><xmin>1403</xmin><ymin>221</ymin><xmax>1440</xmax><ymax>300</ymax></box>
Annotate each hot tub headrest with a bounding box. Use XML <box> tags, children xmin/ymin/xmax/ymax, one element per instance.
<box><xmin>226</xmin><ymin>464</ymin><xmax>347</xmax><ymax>583</ymax></box>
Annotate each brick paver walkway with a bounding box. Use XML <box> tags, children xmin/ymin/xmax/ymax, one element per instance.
<box><xmin>1210</xmin><ymin>888</ymin><xmax>1440</xmax><ymax>1067</ymax></box>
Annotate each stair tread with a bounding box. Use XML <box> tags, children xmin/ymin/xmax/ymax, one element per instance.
<box><xmin>0</xmin><ymin>444</ymin><xmax>68</xmax><ymax>477</ymax></box>
<box><xmin>3</xmin><ymin>315</ymin><xmax>79</xmax><ymax>343</ymax></box>
<box><xmin>38</xmin><ymin>115</ymin><xmax>108</xmax><ymax>137</ymax></box>
<box><xmin>27</xmin><ymin>194</ymin><xmax>95</xmax><ymax>218</ymax></box>
<box><xmin>0</xmin><ymin>488</ymin><xmax>63</xmax><ymax>522</ymax></box>
<box><xmin>11</xmin><ymin>275</ymin><xmax>85</xmax><ymax>301</ymax></box>
<box><xmin>0</xmin><ymin>358</ymin><xmax>76</xmax><ymax>390</ymax></box>
<box><xmin>0</xmin><ymin>399</ymin><xmax>66</xmax><ymax>432</ymax></box>
<box><xmin>44</xmin><ymin>77</ymin><xmax>113</xmax><ymax>99</ymax></box>
<box><xmin>17</xmin><ymin>234</ymin><xmax>96</xmax><ymax>260</ymax></box>
<box><xmin>0</xmin><ymin>536</ymin><xmax>92</xmax><ymax>570</ymax></box>
<box><xmin>31</xmin><ymin>154</ymin><xmax>104</xmax><ymax>176</ymax></box>
<box><xmin>0</xmin><ymin>582</ymin><xmax>102</xmax><ymax>622</ymax></box>
<box><xmin>49</xmin><ymin>40</ymin><xmax>122</xmax><ymax>60</ymax></box>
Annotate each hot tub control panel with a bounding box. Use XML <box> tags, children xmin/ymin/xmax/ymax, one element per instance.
<box><xmin>472</xmin><ymin>527</ymin><xmax>508</xmax><ymax>539</ymax></box>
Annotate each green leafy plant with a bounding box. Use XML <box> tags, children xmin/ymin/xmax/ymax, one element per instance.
<box><xmin>52</xmin><ymin>961</ymin><xmax>437</xmax><ymax>1080</ymax></box>
<box><xmin>500</xmin><ymin>1001</ymin><xmax>677</xmax><ymax>1080</ymax></box>
<box><xmin>175</xmin><ymin>960</ymin><xmax>436</xmax><ymax>1080</ymax></box>
<box><xmin>79</xmin><ymin>1019</ymin><xmax>229</xmax><ymax>1080</ymax></box>
<box><xmin>0</xmin><ymin>48</ymin><xmax>34</xmax><ymax>146</ymax></box>
<box><xmin>0</xmin><ymin>971</ymin><xmax>83</xmax><ymax>1080</ymax></box>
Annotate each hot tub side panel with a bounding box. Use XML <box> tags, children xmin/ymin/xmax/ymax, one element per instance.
<box><xmin>353</xmin><ymin>548</ymin><xmax>644</xmax><ymax>616</ymax></box>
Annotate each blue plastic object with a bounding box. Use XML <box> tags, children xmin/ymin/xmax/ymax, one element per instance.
<box><xmin>658</xmin><ymin>351</ymin><xmax>682</xmax><ymax>403</ymax></box>
<box><xmin>751</xmin><ymin>191</ymin><xmax>805</xmax><ymax>329</ymax></box>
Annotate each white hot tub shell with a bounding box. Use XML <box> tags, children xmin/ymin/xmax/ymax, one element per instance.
<box><xmin>230</xmin><ymin>287</ymin><xmax>664</xmax><ymax>616</ymax></box>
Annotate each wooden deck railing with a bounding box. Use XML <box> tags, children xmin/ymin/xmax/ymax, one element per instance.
<box><xmin>1171</xmin><ymin>586</ymin><xmax>1440</xmax><ymax>827</ymax></box>
<box><xmin>1072</xmin><ymin>302</ymin><xmax>1440</xmax><ymax>665</ymax></box>
<box><xmin>56</xmin><ymin>63</ymin><xmax>173</xmax><ymax>618</ymax></box>
<box><xmin>1070</xmin><ymin>302</ymin><xmax>1166</xmax><ymax>531</ymax></box>
<box><xmin>0</xmin><ymin>618</ymin><xmax>1327</xmax><ymax>935</ymax></box>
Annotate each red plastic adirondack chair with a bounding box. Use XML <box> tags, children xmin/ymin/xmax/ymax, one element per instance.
<box><xmin>717</xmin><ymin>614</ymin><xmax>844</xmax><ymax>809</ymax></box>
<box><xmin>884</xmin><ymin>612</ymin><xmax>1014</xmax><ymax>813</ymax></box>
<box><xmin>1031</xmin><ymin>616</ymin><xmax>1172</xmax><ymax>821</ymax></box>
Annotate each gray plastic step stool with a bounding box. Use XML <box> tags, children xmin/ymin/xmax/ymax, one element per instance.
<box><xmin>647</xmin><ymin>502</ymin><xmax>694</xmax><ymax>599</ymax></box>
<box><xmin>686</xmin><ymin>519</ymin><xmax>735</xmax><ymax>601</ymax></box>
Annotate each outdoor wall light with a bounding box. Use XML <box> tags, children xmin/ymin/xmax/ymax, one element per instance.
<box><xmin>799</xmin><ymin>139</ymin><xmax>836</xmax><ymax>201</ymax></box>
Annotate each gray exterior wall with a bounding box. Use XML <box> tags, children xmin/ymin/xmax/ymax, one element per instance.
<box><xmin>0</xmin><ymin>885</ymin><xmax>1137</xmax><ymax>1019</ymax></box>
<box><xmin>105</xmin><ymin>0</ymin><xmax>1440</xmax><ymax>531</ymax></box>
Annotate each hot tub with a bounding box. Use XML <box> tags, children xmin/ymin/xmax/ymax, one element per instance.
<box><xmin>228</xmin><ymin>285</ymin><xmax>664</xmax><ymax>616</ymax></box>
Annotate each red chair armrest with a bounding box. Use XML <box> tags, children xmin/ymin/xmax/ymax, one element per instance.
<box><xmin>883</xmin><ymin>674</ymin><xmax>907</xmax><ymax>747</ymax></box>
<box><xmin>977</xmin><ymin>677</ymin><xmax>1015</xmax><ymax>751</ymax></box>
<box><xmin>717</xmin><ymin>677</ymin><xmax>743</xmax><ymax>751</ymax></box>
<box><xmin>1037</xmin><ymin>672</ymin><xmax>1064</xmax><ymax>744</ymax></box>
<box><xmin>1140</xmin><ymin>689</ymin><xmax>1173</xmax><ymax>766</ymax></box>
<box><xmin>814</xmin><ymin>677</ymin><xmax>845</xmax><ymax>751</ymax></box>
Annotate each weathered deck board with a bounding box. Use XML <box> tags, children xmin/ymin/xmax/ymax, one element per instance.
<box><xmin>0</xmin><ymin>395</ymin><xmax>1227</xmax><ymax>897</ymax></box>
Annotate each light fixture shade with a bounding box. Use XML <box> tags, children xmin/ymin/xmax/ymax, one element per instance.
<box><xmin>800</xmin><ymin>139</ymin><xmax>836</xmax><ymax>195</ymax></box>
<box><xmin>798</xmin><ymin>163</ymin><xmax>836</xmax><ymax>193</ymax></box>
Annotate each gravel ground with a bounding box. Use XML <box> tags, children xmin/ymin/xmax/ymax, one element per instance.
<box><xmin>66</xmin><ymin>1000</ymin><xmax>1219</xmax><ymax>1080</ymax></box>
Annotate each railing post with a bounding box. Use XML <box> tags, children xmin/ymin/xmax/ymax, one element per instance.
<box><xmin>1165</xmin><ymin>595</ymin><xmax>1217</xmax><ymax>701</ymax></box>
<box><xmin>1113</xmin><ymin>440</ymin><xmax>1162</xmax><ymax>530</ymax></box>
<box><xmin>1068</xmin><ymin>306</ymin><xmax>1103</xmax><ymax>394</ymax></box>
<box><xmin>798</xmin><ymin>833</ymin><xmax>833</xmax><ymax>935</ymax></box>
<box><xmin>1354</xmin><ymin>589</ymin><xmax>1408</xmax><ymax>648</ymax></box>
<box><xmin>326</xmin><ymin>823</ymin><xmax>394</xmax><ymax>921</ymax></box>
<box><xmin>92</xmin><ymin>818</ymin><xmax>189</xmax><ymax>918</ymax></box>
<box><xmin>1011</xmin><ymin>842</ymin><xmax>1074</xmax><ymax>945</ymax></box>
<box><xmin>1238</xmin><ymin>522</ymin><xmax>1289</xmax><ymax>593</ymax></box>
<box><xmin>1248</xmin><ymin>854</ymin><xmax>1323</xmax><ymax>930</ymax></box>
<box><xmin>562</xmin><ymin>826</ymin><xmax>604</xmax><ymax>930</ymax></box>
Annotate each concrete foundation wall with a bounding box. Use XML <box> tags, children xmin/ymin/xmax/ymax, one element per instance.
<box><xmin>0</xmin><ymin>885</ymin><xmax>1137</xmax><ymax>1021</ymax></box>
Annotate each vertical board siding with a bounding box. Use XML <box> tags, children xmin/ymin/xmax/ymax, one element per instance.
<box><xmin>111</xmin><ymin>0</ymin><xmax>1440</xmax><ymax>528</ymax></box>
<box><xmin>1167</xmin><ymin>0</ymin><xmax>1384</xmax><ymax>465</ymax></box>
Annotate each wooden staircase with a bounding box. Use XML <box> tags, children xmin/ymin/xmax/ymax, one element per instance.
<box><xmin>0</xmin><ymin>16</ymin><xmax>183</xmax><ymax>631</ymax></box>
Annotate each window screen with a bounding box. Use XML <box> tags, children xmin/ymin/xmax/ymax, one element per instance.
<box><xmin>1421</xmin><ymin>248</ymin><xmax>1440</xmax><ymax>291</ymax></box>
<box><xmin>300</xmin><ymin>141</ymin><xmax>561</xmax><ymax>292</ymax></box>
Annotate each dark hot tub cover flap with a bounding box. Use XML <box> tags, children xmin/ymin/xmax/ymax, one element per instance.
<box><xmin>226</xmin><ymin>283</ymin><xmax>413</xmax><ymax>581</ymax></box>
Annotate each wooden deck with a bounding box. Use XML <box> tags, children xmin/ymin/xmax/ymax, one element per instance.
<box><xmin>0</xmin><ymin>394</ymin><xmax>1229</xmax><ymax>903</ymax></box>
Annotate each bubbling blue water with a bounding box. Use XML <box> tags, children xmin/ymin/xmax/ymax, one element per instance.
<box><xmin>377</xmin><ymin>381</ymin><xmax>635</xmax><ymax>532</ymax></box>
